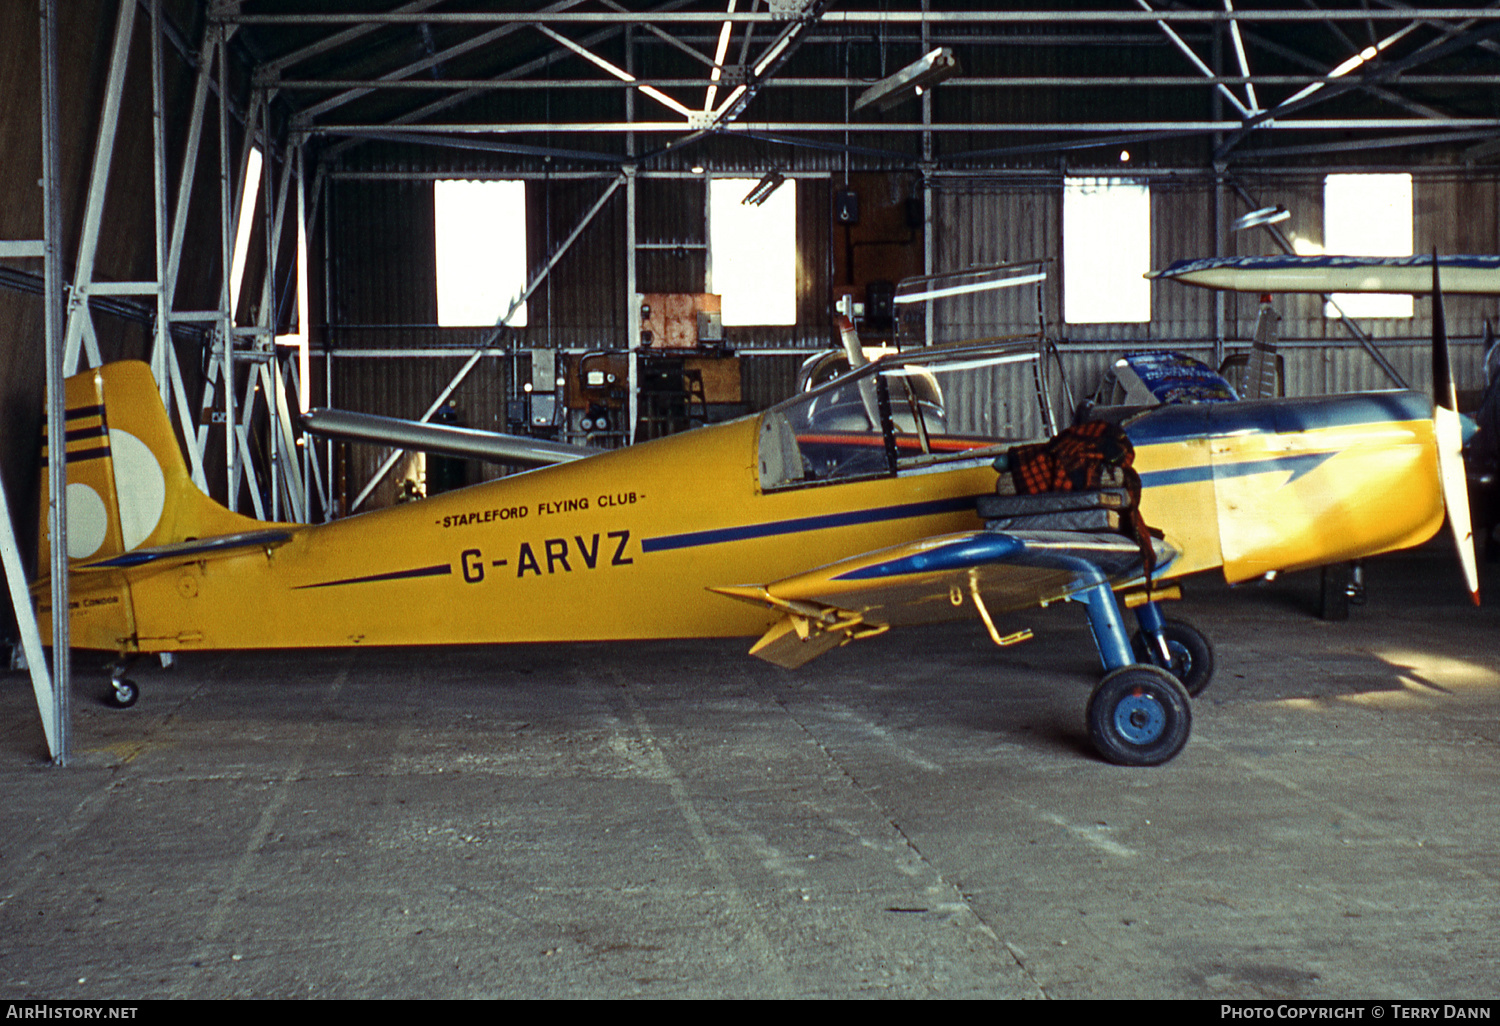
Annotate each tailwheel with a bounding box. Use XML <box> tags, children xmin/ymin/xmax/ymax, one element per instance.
<box><xmin>106</xmin><ymin>656</ymin><xmax>140</xmax><ymax>709</ymax></box>
<box><xmin>1086</xmin><ymin>665</ymin><xmax>1192</xmax><ymax>766</ymax></box>
<box><xmin>1131</xmin><ymin>618</ymin><xmax>1215</xmax><ymax>696</ymax></box>
<box><xmin>107</xmin><ymin>678</ymin><xmax>139</xmax><ymax>709</ymax></box>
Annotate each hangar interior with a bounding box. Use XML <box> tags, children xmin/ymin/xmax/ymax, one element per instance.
<box><xmin>5</xmin><ymin>1</ymin><xmax>1500</xmax><ymax>1001</ymax></box>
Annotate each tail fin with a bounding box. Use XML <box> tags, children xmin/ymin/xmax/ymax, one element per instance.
<box><xmin>39</xmin><ymin>361</ymin><xmax>264</xmax><ymax>570</ymax></box>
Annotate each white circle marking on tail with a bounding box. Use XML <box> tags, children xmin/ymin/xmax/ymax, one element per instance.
<box><xmin>65</xmin><ymin>483</ymin><xmax>108</xmax><ymax>559</ymax></box>
<box><xmin>109</xmin><ymin>429</ymin><xmax>167</xmax><ymax>551</ymax></box>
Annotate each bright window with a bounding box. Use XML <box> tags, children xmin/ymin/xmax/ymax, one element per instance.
<box><xmin>435</xmin><ymin>179</ymin><xmax>528</xmax><ymax>327</ymax></box>
<box><xmin>1324</xmin><ymin>173</ymin><xmax>1413</xmax><ymax>319</ymax></box>
<box><xmin>1063</xmin><ymin>177</ymin><xmax>1152</xmax><ymax>324</ymax></box>
<box><xmin>708</xmin><ymin>177</ymin><xmax>797</xmax><ymax>326</ymax></box>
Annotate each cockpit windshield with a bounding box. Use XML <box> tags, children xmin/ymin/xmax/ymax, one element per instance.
<box><xmin>758</xmin><ymin>341</ymin><xmax>1059</xmax><ymax>491</ymax></box>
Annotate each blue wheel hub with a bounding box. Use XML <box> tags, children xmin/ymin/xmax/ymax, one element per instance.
<box><xmin>1113</xmin><ymin>688</ymin><xmax>1166</xmax><ymax>745</ymax></box>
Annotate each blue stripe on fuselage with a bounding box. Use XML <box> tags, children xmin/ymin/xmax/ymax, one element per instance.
<box><xmin>1137</xmin><ymin>450</ymin><xmax>1336</xmax><ymax>489</ymax></box>
<box><xmin>1123</xmin><ymin>390</ymin><xmax>1431</xmax><ymax>448</ymax></box>
<box><xmin>641</xmin><ymin>495</ymin><xmax>982</xmax><ymax>554</ymax></box>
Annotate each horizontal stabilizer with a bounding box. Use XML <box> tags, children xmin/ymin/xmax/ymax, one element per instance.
<box><xmin>302</xmin><ymin>408</ymin><xmax>593</xmax><ymax>468</ymax></box>
<box><xmin>75</xmin><ymin>529</ymin><xmax>294</xmax><ymax>570</ymax></box>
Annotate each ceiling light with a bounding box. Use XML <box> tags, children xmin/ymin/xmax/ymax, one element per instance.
<box><xmin>1232</xmin><ymin>205</ymin><xmax>1291</xmax><ymax>231</ymax></box>
<box><xmin>742</xmin><ymin>171</ymin><xmax>787</xmax><ymax>206</ymax></box>
<box><xmin>853</xmin><ymin>47</ymin><xmax>960</xmax><ymax>114</ymax></box>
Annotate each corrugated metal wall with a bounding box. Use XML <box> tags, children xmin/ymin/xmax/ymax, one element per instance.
<box><xmin>929</xmin><ymin>171</ymin><xmax>1500</xmax><ymax>402</ymax></box>
<box><xmin>318</xmin><ymin>164</ymin><xmax>1500</xmax><ymax>513</ymax></box>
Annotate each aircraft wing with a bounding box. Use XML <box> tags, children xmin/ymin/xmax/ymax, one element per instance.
<box><xmin>1149</xmin><ymin>254</ymin><xmax>1500</xmax><ymax>295</ymax></box>
<box><xmin>712</xmin><ymin>529</ymin><xmax>1176</xmax><ymax>668</ymax></box>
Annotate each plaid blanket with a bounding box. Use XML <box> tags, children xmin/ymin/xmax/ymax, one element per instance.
<box><xmin>1008</xmin><ymin>420</ymin><xmax>1159</xmax><ymax>574</ymax></box>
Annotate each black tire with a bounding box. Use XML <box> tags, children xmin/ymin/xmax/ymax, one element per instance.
<box><xmin>106</xmin><ymin>679</ymin><xmax>139</xmax><ymax>709</ymax></box>
<box><xmin>1319</xmin><ymin>562</ymin><xmax>1351</xmax><ymax>621</ymax></box>
<box><xmin>1086</xmin><ymin>665</ymin><xmax>1192</xmax><ymax>767</ymax></box>
<box><xmin>1131</xmin><ymin>618</ymin><xmax>1215</xmax><ymax>697</ymax></box>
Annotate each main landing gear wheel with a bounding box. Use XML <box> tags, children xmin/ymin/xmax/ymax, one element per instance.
<box><xmin>1086</xmin><ymin>665</ymin><xmax>1192</xmax><ymax>767</ymax></box>
<box><xmin>1131</xmin><ymin>618</ymin><xmax>1215</xmax><ymax>697</ymax></box>
<box><xmin>106</xmin><ymin>678</ymin><xmax>139</xmax><ymax>709</ymax></box>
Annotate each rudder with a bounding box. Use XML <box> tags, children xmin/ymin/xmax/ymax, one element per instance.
<box><xmin>39</xmin><ymin>361</ymin><xmax>262</xmax><ymax>570</ymax></box>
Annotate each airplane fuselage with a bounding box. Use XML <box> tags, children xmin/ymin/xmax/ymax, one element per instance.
<box><xmin>47</xmin><ymin>382</ymin><xmax>1443</xmax><ymax>656</ymax></box>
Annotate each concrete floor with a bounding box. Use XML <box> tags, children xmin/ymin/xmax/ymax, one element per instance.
<box><xmin>1</xmin><ymin>539</ymin><xmax>1497</xmax><ymax>999</ymax></box>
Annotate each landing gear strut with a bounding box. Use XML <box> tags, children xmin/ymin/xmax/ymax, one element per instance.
<box><xmin>1077</xmin><ymin>576</ymin><xmax>1196</xmax><ymax>766</ymax></box>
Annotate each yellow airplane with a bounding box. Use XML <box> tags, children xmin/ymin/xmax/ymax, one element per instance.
<box><xmin>32</xmin><ymin>263</ymin><xmax>1476</xmax><ymax>768</ymax></box>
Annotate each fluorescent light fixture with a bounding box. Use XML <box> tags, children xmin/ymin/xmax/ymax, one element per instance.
<box><xmin>536</xmin><ymin>25</ymin><xmax>694</xmax><ymax>119</ymax></box>
<box><xmin>742</xmin><ymin>171</ymin><xmax>786</xmax><ymax>206</ymax></box>
<box><xmin>1278</xmin><ymin>24</ymin><xmax>1416</xmax><ymax>109</ymax></box>
<box><xmin>853</xmin><ymin>47</ymin><xmax>960</xmax><ymax>114</ymax></box>
<box><xmin>704</xmin><ymin>0</ymin><xmax>739</xmax><ymax>112</ymax></box>
<box><xmin>894</xmin><ymin>273</ymin><xmax>1046</xmax><ymax>305</ymax></box>
<box><xmin>1232</xmin><ymin>205</ymin><xmax>1290</xmax><ymax>231</ymax></box>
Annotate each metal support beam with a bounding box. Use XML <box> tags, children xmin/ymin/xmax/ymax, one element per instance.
<box><xmin>61</xmin><ymin>0</ymin><xmax>137</xmax><ymax>374</ymax></box>
<box><xmin>535</xmin><ymin>24</ymin><xmax>698</xmax><ymax>120</ymax></box>
<box><xmin>0</xmin><ymin>466</ymin><xmax>56</xmax><ymax>759</ymax></box>
<box><xmin>1136</xmin><ymin>0</ymin><xmax>1254</xmax><ymax>118</ymax></box>
<box><xmin>39</xmin><ymin>0</ymin><xmax>69</xmax><ymax>766</ymax></box>
<box><xmin>292</xmin><ymin>0</ymin><xmax>591</xmax><ymax>127</ymax></box>
<box><xmin>217</xmin><ymin>24</ymin><xmax>238</xmax><ymax>512</ymax></box>
<box><xmin>149</xmin><ymin>0</ymin><xmax>170</xmax><ymax>403</ymax></box>
<box><xmin>218</xmin><ymin>9</ymin><xmax>1500</xmax><ymax>26</ymax></box>
<box><xmin>1216</xmin><ymin>16</ymin><xmax>1500</xmax><ymax>159</ymax></box>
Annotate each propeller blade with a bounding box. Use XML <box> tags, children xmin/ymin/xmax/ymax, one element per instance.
<box><xmin>1432</xmin><ymin>253</ymin><xmax>1481</xmax><ymax>605</ymax></box>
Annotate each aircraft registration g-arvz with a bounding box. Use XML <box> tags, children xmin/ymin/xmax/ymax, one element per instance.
<box><xmin>33</xmin><ymin>261</ymin><xmax>1476</xmax><ymax>767</ymax></box>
